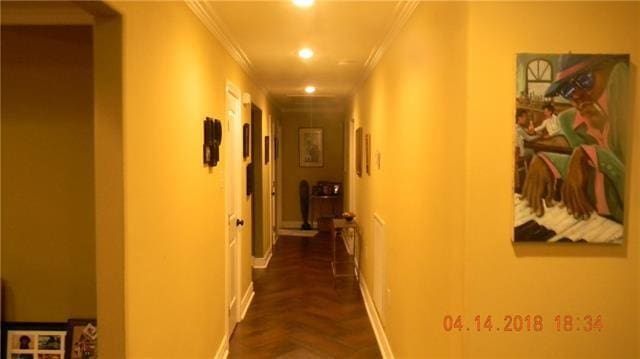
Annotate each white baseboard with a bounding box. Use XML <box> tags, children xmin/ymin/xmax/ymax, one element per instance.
<box><xmin>214</xmin><ymin>334</ymin><xmax>229</xmax><ymax>359</ymax></box>
<box><xmin>252</xmin><ymin>246</ymin><xmax>272</xmax><ymax>269</ymax></box>
<box><xmin>240</xmin><ymin>281</ymin><xmax>255</xmax><ymax>320</ymax></box>
<box><xmin>359</xmin><ymin>274</ymin><xmax>394</xmax><ymax>359</ymax></box>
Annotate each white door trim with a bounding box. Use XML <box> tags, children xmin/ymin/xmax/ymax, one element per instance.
<box><xmin>224</xmin><ymin>80</ymin><xmax>242</xmax><ymax>340</ymax></box>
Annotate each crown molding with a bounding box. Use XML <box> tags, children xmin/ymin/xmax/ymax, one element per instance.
<box><xmin>185</xmin><ymin>0</ymin><xmax>279</xmax><ymax>109</ymax></box>
<box><xmin>355</xmin><ymin>1</ymin><xmax>419</xmax><ymax>91</ymax></box>
<box><xmin>185</xmin><ymin>0</ymin><xmax>253</xmax><ymax>74</ymax></box>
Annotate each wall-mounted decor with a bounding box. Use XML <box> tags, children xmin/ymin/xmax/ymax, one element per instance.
<box><xmin>246</xmin><ymin>163</ymin><xmax>254</xmax><ymax>196</ymax></box>
<box><xmin>66</xmin><ymin>319</ymin><xmax>96</xmax><ymax>359</ymax></box>
<box><xmin>365</xmin><ymin>133</ymin><xmax>371</xmax><ymax>175</ymax></box>
<box><xmin>299</xmin><ymin>128</ymin><xmax>323</xmax><ymax>167</ymax></box>
<box><xmin>265</xmin><ymin>136</ymin><xmax>270</xmax><ymax>164</ymax></box>
<box><xmin>203</xmin><ymin>117</ymin><xmax>222</xmax><ymax>167</ymax></box>
<box><xmin>355</xmin><ymin>127</ymin><xmax>362</xmax><ymax>177</ymax></box>
<box><xmin>2</xmin><ymin>322</ymin><xmax>67</xmax><ymax>359</ymax></box>
<box><xmin>513</xmin><ymin>53</ymin><xmax>629</xmax><ymax>244</ymax></box>
<box><xmin>243</xmin><ymin>123</ymin><xmax>250</xmax><ymax>159</ymax></box>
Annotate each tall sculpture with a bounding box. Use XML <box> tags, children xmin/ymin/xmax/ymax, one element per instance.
<box><xmin>299</xmin><ymin>180</ymin><xmax>311</xmax><ymax>230</ymax></box>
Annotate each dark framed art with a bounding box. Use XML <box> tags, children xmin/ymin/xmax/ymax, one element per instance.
<box><xmin>2</xmin><ymin>322</ymin><xmax>67</xmax><ymax>359</ymax></box>
<box><xmin>355</xmin><ymin>127</ymin><xmax>362</xmax><ymax>176</ymax></box>
<box><xmin>243</xmin><ymin>123</ymin><xmax>250</xmax><ymax>159</ymax></box>
<box><xmin>265</xmin><ymin>136</ymin><xmax>270</xmax><ymax>164</ymax></box>
<box><xmin>65</xmin><ymin>319</ymin><xmax>96</xmax><ymax>359</ymax></box>
<box><xmin>365</xmin><ymin>133</ymin><xmax>371</xmax><ymax>175</ymax></box>
<box><xmin>246</xmin><ymin>163</ymin><xmax>254</xmax><ymax>196</ymax></box>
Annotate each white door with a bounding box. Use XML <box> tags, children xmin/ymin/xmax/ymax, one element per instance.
<box><xmin>226</xmin><ymin>82</ymin><xmax>242</xmax><ymax>334</ymax></box>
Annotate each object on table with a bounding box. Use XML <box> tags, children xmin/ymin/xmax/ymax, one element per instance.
<box><xmin>342</xmin><ymin>211</ymin><xmax>356</xmax><ymax>222</ymax></box>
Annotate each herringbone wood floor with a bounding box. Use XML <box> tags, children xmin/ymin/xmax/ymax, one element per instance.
<box><xmin>229</xmin><ymin>234</ymin><xmax>381</xmax><ymax>358</ymax></box>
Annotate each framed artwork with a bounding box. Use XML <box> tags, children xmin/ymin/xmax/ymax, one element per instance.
<box><xmin>299</xmin><ymin>128</ymin><xmax>323</xmax><ymax>167</ymax></box>
<box><xmin>513</xmin><ymin>53</ymin><xmax>629</xmax><ymax>244</ymax></box>
<box><xmin>65</xmin><ymin>320</ymin><xmax>96</xmax><ymax>359</ymax></box>
<box><xmin>243</xmin><ymin>123</ymin><xmax>250</xmax><ymax>159</ymax></box>
<box><xmin>2</xmin><ymin>322</ymin><xmax>67</xmax><ymax>359</ymax></box>
<box><xmin>265</xmin><ymin>136</ymin><xmax>270</xmax><ymax>164</ymax></box>
<box><xmin>355</xmin><ymin>127</ymin><xmax>362</xmax><ymax>177</ymax></box>
<box><xmin>246</xmin><ymin>163</ymin><xmax>254</xmax><ymax>196</ymax></box>
<box><xmin>365</xmin><ymin>133</ymin><xmax>371</xmax><ymax>175</ymax></box>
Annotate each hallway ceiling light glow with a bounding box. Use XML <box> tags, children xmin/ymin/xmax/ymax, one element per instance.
<box><xmin>304</xmin><ymin>86</ymin><xmax>316</xmax><ymax>94</ymax></box>
<box><xmin>298</xmin><ymin>48</ymin><xmax>314</xmax><ymax>59</ymax></box>
<box><xmin>292</xmin><ymin>0</ymin><xmax>314</xmax><ymax>8</ymax></box>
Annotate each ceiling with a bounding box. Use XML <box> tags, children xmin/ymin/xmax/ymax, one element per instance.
<box><xmin>187</xmin><ymin>1</ymin><xmax>418</xmax><ymax>112</ymax></box>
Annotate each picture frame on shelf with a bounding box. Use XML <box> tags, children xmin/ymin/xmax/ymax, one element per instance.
<box><xmin>2</xmin><ymin>322</ymin><xmax>67</xmax><ymax>359</ymax></box>
<box><xmin>65</xmin><ymin>319</ymin><xmax>97</xmax><ymax>359</ymax></box>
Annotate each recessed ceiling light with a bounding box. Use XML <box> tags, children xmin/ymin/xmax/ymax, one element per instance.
<box><xmin>304</xmin><ymin>86</ymin><xmax>316</xmax><ymax>94</ymax></box>
<box><xmin>298</xmin><ymin>48</ymin><xmax>314</xmax><ymax>59</ymax></box>
<box><xmin>292</xmin><ymin>0</ymin><xmax>314</xmax><ymax>8</ymax></box>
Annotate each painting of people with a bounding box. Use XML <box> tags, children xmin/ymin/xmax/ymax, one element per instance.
<box><xmin>514</xmin><ymin>53</ymin><xmax>629</xmax><ymax>244</ymax></box>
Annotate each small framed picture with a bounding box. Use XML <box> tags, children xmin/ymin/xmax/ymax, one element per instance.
<box><xmin>65</xmin><ymin>319</ymin><xmax>97</xmax><ymax>359</ymax></box>
<box><xmin>2</xmin><ymin>322</ymin><xmax>66</xmax><ymax>359</ymax></box>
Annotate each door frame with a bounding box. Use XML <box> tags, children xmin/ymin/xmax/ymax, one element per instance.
<box><xmin>224</xmin><ymin>80</ymin><xmax>243</xmax><ymax>338</ymax></box>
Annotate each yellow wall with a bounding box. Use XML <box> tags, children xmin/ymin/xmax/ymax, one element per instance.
<box><xmin>103</xmin><ymin>1</ymin><xmax>272</xmax><ymax>356</ymax></box>
<box><xmin>1</xmin><ymin>25</ymin><xmax>97</xmax><ymax>322</ymax></box>
<box><xmin>463</xmin><ymin>3</ymin><xmax>639</xmax><ymax>358</ymax></box>
<box><xmin>352</xmin><ymin>2</ymin><xmax>639</xmax><ymax>358</ymax></box>
<box><xmin>280</xmin><ymin>112</ymin><xmax>345</xmax><ymax>223</ymax></box>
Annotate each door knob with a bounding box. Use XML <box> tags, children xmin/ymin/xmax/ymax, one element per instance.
<box><xmin>236</xmin><ymin>219</ymin><xmax>245</xmax><ymax>227</ymax></box>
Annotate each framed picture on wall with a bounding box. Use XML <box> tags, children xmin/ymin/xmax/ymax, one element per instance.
<box><xmin>2</xmin><ymin>322</ymin><xmax>67</xmax><ymax>359</ymax></box>
<box><xmin>513</xmin><ymin>53</ymin><xmax>629</xmax><ymax>244</ymax></box>
<box><xmin>243</xmin><ymin>123</ymin><xmax>250</xmax><ymax>159</ymax></box>
<box><xmin>299</xmin><ymin>128</ymin><xmax>323</xmax><ymax>167</ymax></box>
<box><xmin>355</xmin><ymin>127</ymin><xmax>362</xmax><ymax>177</ymax></box>
<box><xmin>65</xmin><ymin>319</ymin><xmax>96</xmax><ymax>359</ymax></box>
<box><xmin>265</xmin><ymin>136</ymin><xmax>270</xmax><ymax>164</ymax></box>
<box><xmin>365</xmin><ymin>133</ymin><xmax>371</xmax><ymax>175</ymax></box>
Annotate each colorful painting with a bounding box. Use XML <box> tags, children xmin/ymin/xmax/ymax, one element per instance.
<box><xmin>513</xmin><ymin>53</ymin><xmax>629</xmax><ymax>244</ymax></box>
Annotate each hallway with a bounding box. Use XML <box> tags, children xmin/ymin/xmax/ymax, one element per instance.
<box><xmin>229</xmin><ymin>234</ymin><xmax>380</xmax><ymax>358</ymax></box>
<box><xmin>2</xmin><ymin>1</ymin><xmax>640</xmax><ymax>358</ymax></box>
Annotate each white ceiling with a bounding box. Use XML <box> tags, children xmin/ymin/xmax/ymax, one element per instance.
<box><xmin>188</xmin><ymin>1</ymin><xmax>418</xmax><ymax>112</ymax></box>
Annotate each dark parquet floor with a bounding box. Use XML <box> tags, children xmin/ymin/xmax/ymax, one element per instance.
<box><xmin>229</xmin><ymin>233</ymin><xmax>381</xmax><ymax>359</ymax></box>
